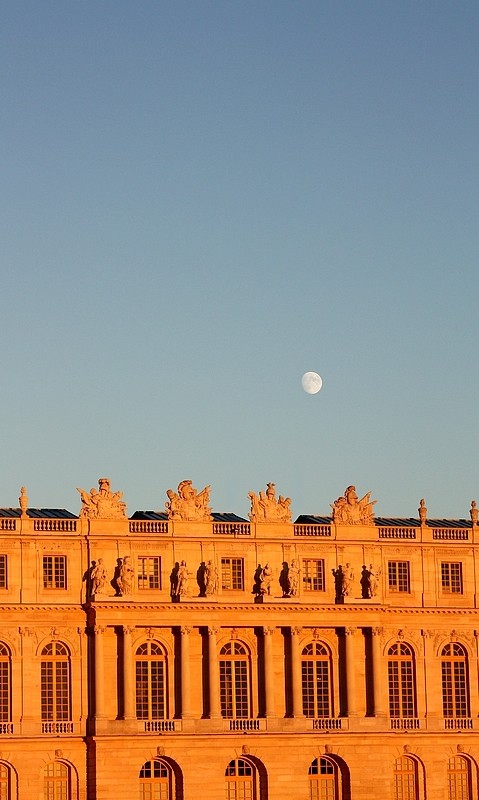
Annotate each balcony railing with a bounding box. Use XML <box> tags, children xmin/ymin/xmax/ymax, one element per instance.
<box><xmin>294</xmin><ymin>524</ymin><xmax>331</xmax><ymax>537</ymax></box>
<box><xmin>143</xmin><ymin>720</ymin><xmax>175</xmax><ymax>733</ymax></box>
<box><xmin>129</xmin><ymin>520</ymin><xmax>169</xmax><ymax>534</ymax></box>
<box><xmin>0</xmin><ymin>520</ymin><xmax>16</xmax><ymax>531</ymax></box>
<box><xmin>444</xmin><ymin>718</ymin><xmax>473</xmax><ymax>730</ymax></box>
<box><xmin>389</xmin><ymin>718</ymin><xmax>420</xmax><ymax>730</ymax></box>
<box><xmin>378</xmin><ymin>527</ymin><xmax>416</xmax><ymax>539</ymax></box>
<box><xmin>229</xmin><ymin>719</ymin><xmax>261</xmax><ymax>731</ymax></box>
<box><xmin>433</xmin><ymin>528</ymin><xmax>469</xmax><ymax>541</ymax></box>
<box><xmin>0</xmin><ymin>723</ymin><xmax>13</xmax><ymax>734</ymax></box>
<box><xmin>34</xmin><ymin>519</ymin><xmax>77</xmax><ymax>532</ymax></box>
<box><xmin>42</xmin><ymin>721</ymin><xmax>74</xmax><ymax>734</ymax></box>
<box><xmin>312</xmin><ymin>718</ymin><xmax>343</xmax><ymax>731</ymax></box>
<box><xmin>213</xmin><ymin>523</ymin><xmax>251</xmax><ymax>536</ymax></box>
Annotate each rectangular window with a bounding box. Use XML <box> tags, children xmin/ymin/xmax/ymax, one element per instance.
<box><xmin>388</xmin><ymin>561</ymin><xmax>410</xmax><ymax>593</ymax></box>
<box><xmin>0</xmin><ymin>556</ymin><xmax>7</xmax><ymax>589</ymax></box>
<box><xmin>441</xmin><ymin>562</ymin><xmax>463</xmax><ymax>594</ymax></box>
<box><xmin>137</xmin><ymin>556</ymin><xmax>161</xmax><ymax>590</ymax></box>
<box><xmin>302</xmin><ymin>559</ymin><xmax>325</xmax><ymax>592</ymax></box>
<box><xmin>42</xmin><ymin>555</ymin><xmax>67</xmax><ymax>589</ymax></box>
<box><xmin>221</xmin><ymin>558</ymin><xmax>244</xmax><ymax>590</ymax></box>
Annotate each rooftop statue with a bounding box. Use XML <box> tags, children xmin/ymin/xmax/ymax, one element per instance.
<box><xmin>331</xmin><ymin>485</ymin><xmax>376</xmax><ymax>525</ymax></box>
<box><xmin>77</xmin><ymin>478</ymin><xmax>127</xmax><ymax>520</ymax></box>
<box><xmin>248</xmin><ymin>482</ymin><xmax>292</xmax><ymax>523</ymax></box>
<box><xmin>165</xmin><ymin>480</ymin><xmax>212</xmax><ymax>522</ymax></box>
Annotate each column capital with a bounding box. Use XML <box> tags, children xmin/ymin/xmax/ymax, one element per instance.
<box><xmin>263</xmin><ymin>626</ymin><xmax>275</xmax><ymax>636</ymax></box>
<box><xmin>180</xmin><ymin>625</ymin><xmax>192</xmax><ymax>636</ymax></box>
<box><xmin>123</xmin><ymin>625</ymin><xmax>134</xmax><ymax>636</ymax></box>
<box><xmin>372</xmin><ymin>627</ymin><xmax>383</xmax><ymax>637</ymax></box>
<box><xmin>291</xmin><ymin>626</ymin><xmax>302</xmax><ymax>637</ymax></box>
<box><xmin>94</xmin><ymin>625</ymin><xmax>106</xmax><ymax>636</ymax></box>
<box><xmin>345</xmin><ymin>627</ymin><xmax>356</xmax><ymax>636</ymax></box>
<box><xmin>208</xmin><ymin>626</ymin><xmax>219</xmax><ymax>636</ymax></box>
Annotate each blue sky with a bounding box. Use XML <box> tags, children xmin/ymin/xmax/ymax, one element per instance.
<box><xmin>1</xmin><ymin>1</ymin><xmax>478</xmax><ymax>519</ymax></box>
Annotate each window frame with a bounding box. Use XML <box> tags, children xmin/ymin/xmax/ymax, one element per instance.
<box><xmin>220</xmin><ymin>642</ymin><xmax>251</xmax><ymax>719</ymax></box>
<box><xmin>441</xmin><ymin>642</ymin><xmax>470</xmax><ymax>719</ymax></box>
<box><xmin>135</xmin><ymin>641</ymin><xmax>167</xmax><ymax>720</ymax></box>
<box><xmin>301</xmin><ymin>642</ymin><xmax>332</xmax><ymax>718</ymax></box>
<box><xmin>42</xmin><ymin>555</ymin><xmax>67</xmax><ymax>590</ymax></box>
<box><xmin>40</xmin><ymin>642</ymin><xmax>72</xmax><ymax>722</ymax></box>
<box><xmin>302</xmin><ymin>559</ymin><xmax>325</xmax><ymax>592</ymax></box>
<box><xmin>137</xmin><ymin>556</ymin><xmax>161</xmax><ymax>590</ymax></box>
<box><xmin>441</xmin><ymin>562</ymin><xmax>463</xmax><ymax>595</ymax></box>
<box><xmin>0</xmin><ymin>557</ymin><xmax>7</xmax><ymax>590</ymax></box>
<box><xmin>387</xmin><ymin>642</ymin><xmax>417</xmax><ymax>719</ymax></box>
<box><xmin>388</xmin><ymin>561</ymin><xmax>410</xmax><ymax>593</ymax></box>
<box><xmin>221</xmin><ymin>558</ymin><xmax>244</xmax><ymax>591</ymax></box>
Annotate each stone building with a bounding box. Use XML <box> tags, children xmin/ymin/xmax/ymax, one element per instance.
<box><xmin>0</xmin><ymin>479</ymin><xmax>478</xmax><ymax>799</ymax></box>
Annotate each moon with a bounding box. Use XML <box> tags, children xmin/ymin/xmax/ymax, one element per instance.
<box><xmin>301</xmin><ymin>371</ymin><xmax>323</xmax><ymax>394</ymax></box>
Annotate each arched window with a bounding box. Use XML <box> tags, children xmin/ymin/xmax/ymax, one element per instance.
<box><xmin>135</xmin><ymin>642</ymin><xmax>167</xmax><ymax>720</ymax></box>
<box><xmin>308</xmin><ymin>757</ymin><xmax>338</xmax><ymax>800</ymax></box>
<box><xmin>448</xmin><ymin>756</ymin><xmax>472</xmax><ymax>800</ymax></box>
<box><xmin>388</xmin><ymin>643</ymin><xmax>417</xmax><ymax>718</ymax></box>
<box><xmin>302</xmin><ymin>643</ymin><xmax>332</xmax><ymax>718</ymax></box>
<box><xmin>41</xmin><ymin>642</ymin><xmax>71</xmax><ymax>722</ymax></box>
<box><xmin>0</xmin><ymin>763</ymin><xmax>10</xmax><ymax>800</ymax></box>
<box><xmin>394</xmin><ymin>756</ymin><xmax>418</xmax><ymax>800</ymax></box>
<box><xmin>44</xmin><ymin>762</ymin><xmax>70</xmax><ymax>800</ymax></box>
<box><xmin>139</xmin><ymin>760</ymin><xmax>172</xmax><ymax>800</ymax></box>
<box><xmin>442</xmin><ymin>643</ymin><xmax>470</xmax><ymax>718</ymax></box>
<box><xmin>220</xmin><ymin>643</ymin><xmax>250</xmax><ymax>719</ymax></box>
<box><xmin>0</xmin><ymin>645</ymin><xmax>11</xmax><ymax>725</ymax></box>
<box><xmin>225</xmin><ymin>758</ymin><xmax>258</xmax><ymax>800</ymax></box>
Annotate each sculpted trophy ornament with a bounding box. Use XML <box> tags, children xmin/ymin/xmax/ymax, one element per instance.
<box><xmin>77</xmin><ymin>478</ymin><xmax>127</xmax><ymax>519</ymax></box>
<box><xmin>165</xmin><ymin>480</ymin><xmax>212</xmax><ymax>522</ymax></box>
<box><xmin>331</xmin><ymin>485</ymin><xmax>376</xmax><ymax>525</ymax></box>
<box><xmin>248</xmin><ymin>483</ymin><xmax>292</xmax><ymax>523</ymax></box>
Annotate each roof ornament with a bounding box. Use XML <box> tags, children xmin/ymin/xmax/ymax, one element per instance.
<box><xmin>77</xmin><ymin>478</ymin><xmax>127</xmax><ymax>519</ymax></box>
<box><xmin>331</xmin><ymin>485</ymin><xmax>376</xmax><ymax>525</ymax></box>
<box><xmin>248</xmin><ymin>483</ymin><xmax>292</xmax><ymax>522</ymax></box>
<box><xmin>418</xmin><ymin>498</ymin><xmax>427</xmax><ymax>525</ymax></box>
<box><xmin>19</xmin><ymin>486</ymin><xmax>29</xmax><ymax>519</ymax></box>
<box><xmin>165</xmin><ymin>480</ymin><xmax>212</xmax><ymax>522</ymax></box>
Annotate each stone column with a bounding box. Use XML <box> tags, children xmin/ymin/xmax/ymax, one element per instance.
<box><xmin>344</xmin><ymin>627</ymin><xmax>357</xmax><ymax>716</ymax></box>
<box><xmin>180</xmin><ymin>626</ymin><xmax>193</xmax><ymax>718</ymax></box>
<box><xmin>263</xmin><ymin>627</ymin><xmax>275</xmax><ymax>718</ymax></box>
<box><xmin>371</xmin><ymin>627</ymin><xmax>385</xmax><ymax>716</ymax></box>
<box><xmin>291</xmin><ymin>627</ymin><xmax>304</xmax><ymax>718</ymax></box>
<box><xmin>94</xmin><ymin>626</ymin><xmax>106</xmax><ymax>719</ymax></box>
<box><xmin>208</xmin><ymin>626</ymin><xmax>221</xmax><ymax>718</ymax></box>
<box><xmin>123</xmin><ymin>626</ymin><xmax>135</xmax><ymax>720</ymax></box>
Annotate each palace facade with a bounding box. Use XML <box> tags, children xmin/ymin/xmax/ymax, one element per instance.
<box><xmin>0</xmin><ymin>479</ymin><xmax>478</xmax><ymax>800</ymax></box>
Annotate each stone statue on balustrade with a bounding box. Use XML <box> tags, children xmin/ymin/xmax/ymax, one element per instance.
<box><xmin>259</xmin><ymin>563</ymin><xmax>274</xmax><ymax>595</ymax></box>
<box><xmin>177</xmin><ymin>561</ymin><xmax>189</xmax><ymax>597</ymax></box>
<box><xmin>91</xmin><ymin>558</ymin><xmax>108</xmax><ymax>595</ymax></box>
<box><xmin>280</xmin><ymin>559</ymin><xmax>300</xmax><ymax>598</ymax></box>
<box><xmin>331</xmin><ymin>485</ymin><xmax>376</xmax><ymax>525</ymax></box>
<box><xmin>361</xmin><ymin>564</ymin><xmax>381</xmax><ymax>599</ymax></box>
<box><xmin>205</xmin><ymin>560</ymin><xmax>218</xmax><ymax>596</ymax></box>
<box><xmin>165</xmin><ymin>480</ymin><xmax>212</xmax><ymax>522</ymax></box>
<box><xmin>116</xmin><ymin>555</ymin><xmax>134</xmax><ymax>595</ymax></box>
<box><xmin>77</xmin><ymin>478</ymin><xmax>127</xmax><ymax>519</ymax></box>
<box><xmin>248</xmin><ymin>483</ymin><xmax>292</xmax><ymax>523</ymax></box>
<box><xmin>332</xmin><ymin>563</ymin><xmax>355</xmax><ymax>601</ymax></box>
<box><xmin>418</xmin><ymin>498</ymin><xmax>427</xmax><ymax>524</ymax></box>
